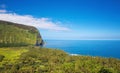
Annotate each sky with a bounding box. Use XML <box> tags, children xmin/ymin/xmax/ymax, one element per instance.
<box><xmin>0</xmin><ymin>0</ymin><xmax>120</xmax><ymax>40</ymax></box>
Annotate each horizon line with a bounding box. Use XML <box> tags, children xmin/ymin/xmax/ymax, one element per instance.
<box><xmin>44</xmin><ymin>39</ymin><xmax>120</xmax><ymax>40</ymax></box>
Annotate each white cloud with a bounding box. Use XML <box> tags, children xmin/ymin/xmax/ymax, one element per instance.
<box><xmin>0</xmin><ymin>10</ymin><xmax>7</xmax><ymax>13</ymax></box>
<box><xmin>0</xmin><ymin>13</ymin><xmax>70</xmax><ymax>31</ymax></box>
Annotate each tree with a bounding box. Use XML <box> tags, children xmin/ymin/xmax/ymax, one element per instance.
<box><xmin>98</xmin><ymin>67</ymin><xmax>112</xmax><ymax>73</ymax></box>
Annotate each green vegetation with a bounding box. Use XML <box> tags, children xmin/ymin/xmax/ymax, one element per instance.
<box><xmin>0</xmin><ymin>47</ymin><xmax>28</xmax><ymax>63</ymax></box>
<box><xmin>0</xmin><ymin>21</ymin><xmax>43</xmax><ymax>47</ymax></box>
<box><xmin>0</xmin><ymin>47</ymin><xmax>120</xmax><ymax>73</ymax></box>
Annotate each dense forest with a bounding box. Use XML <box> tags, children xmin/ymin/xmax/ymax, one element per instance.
<box><xmin>0</xmin><ymin>21</ymin><xmax>43</xmax><ymax>47</ymax></box>
<box><xmin>0</xmin><ymin>47</ymin><xmax>120</xmax><ymax>73</ymax></box>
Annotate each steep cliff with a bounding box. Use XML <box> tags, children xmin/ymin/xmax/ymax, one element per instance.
<box><xmin>0</xmin><ymin>20</ymin><xmax>43</xmax><ymax>47</ymax></box>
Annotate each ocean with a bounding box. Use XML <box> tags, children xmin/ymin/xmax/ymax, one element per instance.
<box><xmin>45</xmin><ymin>40</ymin><xmax>120</xmax><ymax>59</ymax></box>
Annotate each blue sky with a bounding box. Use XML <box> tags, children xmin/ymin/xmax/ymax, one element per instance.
<box><xmin>0</xmin><ymin>0</ymin><xmax>120</xmax><ymax>40</ymax></box>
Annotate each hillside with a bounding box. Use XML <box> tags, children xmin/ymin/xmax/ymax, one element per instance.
<box><xmin>0</xmin><ymin>20</ymin><xmax>43</xmax><ymax>47</ymax></box>
<box><xmin>0</xmin><ymin>47</ymin><xmax>120</xmax><ymax>73</ymax></box>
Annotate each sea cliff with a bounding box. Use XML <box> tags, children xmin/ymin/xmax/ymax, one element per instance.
<box><xmin>0</xmin><ymin>20</ymin><xmax>43</xmax><ymax>47</ymax></box>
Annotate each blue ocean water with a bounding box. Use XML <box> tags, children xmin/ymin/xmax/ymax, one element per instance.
<box><xmin>45</xmin><ymin>40</ymin><xmax>120</xmax><ymax>59</ymax></box>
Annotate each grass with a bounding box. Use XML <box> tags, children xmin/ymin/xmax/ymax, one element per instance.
<box><xmin>0</xmin><ymin>47</ymin><xmax>28</xmax><ymax>64</ymax></box>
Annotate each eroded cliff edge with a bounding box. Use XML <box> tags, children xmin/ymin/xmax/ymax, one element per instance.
<box><xmin>0</xmin><ymin>20</ymin><xmax>43</xmax><ymax>47</ymax></box>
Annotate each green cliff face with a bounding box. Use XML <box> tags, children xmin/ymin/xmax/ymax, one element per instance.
<box><xmin>0</xmin><ymin>20</ymin><xmax>43</xmax><ymax>47</ymax></box>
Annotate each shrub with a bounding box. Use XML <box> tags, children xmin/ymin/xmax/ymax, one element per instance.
<box><xmin>98</xmin><ymin>67</ymin><xmax>112</xmax><ymax>73</ymax></box>
<box><xmin>0</xmin><ymin>55</ymin><xmax>5</xmax><ymax>62</ymax></box>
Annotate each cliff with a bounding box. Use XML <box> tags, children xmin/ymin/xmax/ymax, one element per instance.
<box><xmin>0</xmin><ymin>20</ymin><xmax>43</xmax><ymax>47</ymax></box>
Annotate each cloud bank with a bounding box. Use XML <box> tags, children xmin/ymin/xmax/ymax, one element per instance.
<box><xmin>0</xmin><ymin>13</ymin><xmax>69</xmax><ymax>31</ymax></box>
<box><xmin>0</xmin><ymin>10</ymin><xmax>7</xmax><ymax>13</ymax></box>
